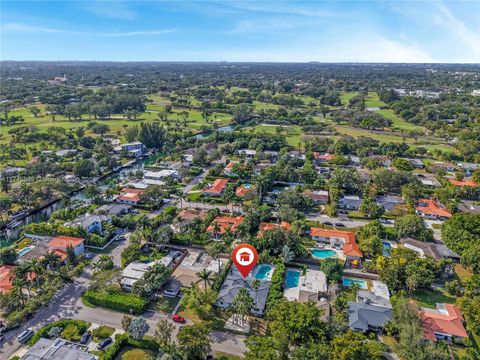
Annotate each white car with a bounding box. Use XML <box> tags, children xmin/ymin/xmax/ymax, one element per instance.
<box><xmin>17</xmin><ymin>329</ymin><xmax>34</xmax><ymax>343</ymax></box>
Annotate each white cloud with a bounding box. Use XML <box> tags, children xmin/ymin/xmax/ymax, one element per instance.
<box><xmin>85</xmin><ymin>1</ymin><xmax>136</xmax><ymax>20</ymax></box>
<box><xmin>2</xmin><ymin>23</ymin><xmax>175</xmax><ymax>37</ymax></box>
<box><xmin>221</xmin><ymin>1</ymin><xmax>341</xmax><ymax>18</ymax></box>
<box><xmin>227</xmin><ymin>19</ymin><xmax>301</xmax><ymax>35</ymax></box>
<box><xmin>437</xmin><ymin>3</ymin><xmax>480</xmax><ymax>61</ymax></box>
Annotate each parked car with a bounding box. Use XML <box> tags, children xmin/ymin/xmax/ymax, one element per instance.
<box><xmin>172</xmin><ymin>314</ymin><xmax>186</xmax><ymax>324</ymax></box>
<box><xmin>335</xmin><ymin>223</ymin><xmax>345</xmax><ymax>227</ymax></box>
<box><xmin>17</xmin><ymin>329</ymin><xmax>34</xmax><ymax>343</ymax></box>
<box><xmin>97</xmin><ymin>337</ymin><xmax>112</xmax><ymax>350</ymax></box>
<box><xmin>80</xmin><ymin>331</ymin><xmax>91</xmax><ymax>344</ymax></box>
<box><xmin>84</xmin><ymin>252</ymin><xmax>92</xmax><ymax>259</ymax></box>
<box><xmin>323</xmin><ymin>221</ymin><xmax>333</xmax><ymax>226</ymax></box>
<box><xmin>0</xmin><ymin>335</ymin><xmax>5</xmax><ymax>344</ymax></box>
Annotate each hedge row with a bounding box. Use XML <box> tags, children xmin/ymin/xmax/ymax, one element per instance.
<box><xmin>101</xmin><ymin>333</ymin><xmax>160</xmax><ymax>360</ymax></box>
<box><xmin>82</xmin><ymin>291</ymin><xmax>148</xmax><ymax>314</ymax></box>
<box><xmin>266</xmin><ymin>261</ymin><xmax>286</xmax><ymax>310</ymax></box>
<box><xmin>28</xmin><ymin>320</ymin><xmax>90</xmax><ymax>346</ymax></box>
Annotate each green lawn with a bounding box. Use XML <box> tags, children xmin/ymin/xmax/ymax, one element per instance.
<box><xmin>411</xmin><ymin>288</ymin><xmax>455</xmax><ymax>308</ymax></box>
<box><xmin>118</xmin><ymin>346</ymin><xmax>157</xmax><ymax>360</ymax></box>
<box><xmin>376</xmin><ymin>109</ymin><xmax>425</xmax><ymax>131</ymax></box>
<box><xmin>364</xmin><ymin>92</ymin><xmax>385</xmax><ymax>108</ymax></box>
<box><xmin>340</xmin><ymin>91</ymin><xmax>359</xmax><ymax>106</ymax></box>
<box><xmin>248</xmin><ymin>124</ymin><xmax>303</xmax><ymax>148</ymax></box>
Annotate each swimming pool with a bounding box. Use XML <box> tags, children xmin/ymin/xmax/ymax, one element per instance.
<box><xmin>17</xmin><ymin>246</ymin><xmax>34</xmax><ymax>257</ymax></box>
<box><xmin>311</xmin><ymin>249</ymin><xmax>337</xmax><ymax>259</ymax></box>
<box><xmin>342</xmin><ymin>277</ymin><xmax>368</xmax><ymax>289</ymax></box>
<box><xmin>254</xmin><ymin>264</ymin><xmax>274</xmax><ymax>280</ymax></box>
<box><xmin>285</xmin><ymin>269</ymin><xmax>300</xmax><ymax>288</ymax></box>
<box><xmin>244</xmin><ymin>183</ymin><xmax>252</xmax><ymax>188</ymax></box>
<box><xmin>383</xmin><ymin>242</ymin><xmax>391</xmax><ymax>257</ymax></box>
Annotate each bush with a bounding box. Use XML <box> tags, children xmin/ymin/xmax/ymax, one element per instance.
<box><xmin>28</xmin><ymin>320</ymin><xmax>90</xmax><ymax>345</ymax></box>
<box><xmin>82</xmin><ymin>290</ymin><xmax>148</xmax><ymax>314</ymax></box>
<box><xmin>92</xmin><ymin>325</ymin><xmax>115</xmax><ymax>342</ymax></box>
<box><xmin>100</xmin><ymin>333</ymin><xmax>160</xmax><ymax>360</ymax></box>
<box><xmin>266</xmin><ymin>261</ymin><xmax>286</xmax><ymax>309</ymax></box>
<box><xmin>61</xmin><ymin>324</ymin><xmax>81</xmax><ymax>342</ymax></box>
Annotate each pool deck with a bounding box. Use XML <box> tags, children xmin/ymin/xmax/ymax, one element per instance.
<box><xmin>283</xmin><ymin>268</ymin><xmax>302</xmax><ymax>300</ymax></box>
<box><xmin>311</xmin><ymin>245</ymin><xmax>346</xmax><ymax>260</ymax></box>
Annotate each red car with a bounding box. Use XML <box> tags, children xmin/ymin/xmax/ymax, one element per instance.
<box><xmin>172</xmin><ymin>314</ymin><xmax>186</xmax><ymax>324</ymax></box>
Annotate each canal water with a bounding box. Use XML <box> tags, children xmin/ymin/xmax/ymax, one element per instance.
<box><xmin>0</xmin><ymin>158</ymin><xmax>148</xmax><ymax>247</ymax></box>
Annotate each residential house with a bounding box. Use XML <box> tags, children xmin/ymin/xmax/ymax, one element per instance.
<box><xmin>120</xmin><ymin>142</ymin><xmax>143</xmax><ymax>158</ymax></box>
<box><xmin>235</xmin><ymin>185</ymin><xmax>255</xmax><ymax>198</ymax></box>
<box><xmin>21</xmin><ymin>338</ymin><xmax>98</xmax><ymax>360</ymax></box>
<box><xmin>253</xmin><ymin>163</ymin><xmax>271</xmax><ymax>175</ymax></box>
<box><xmin>310</xmin><ymin>228</ymin><xmax>363</xmax><ymax>267</ymax></box>
<box><xmin>143</xmin><ymin>169</ymin><xmax>180</xmax><ymax>185</ymax></box>
<box><xmin>172</xmin><ymin>209</ymin><xmax>207</xmax><ymax>232</ymax></box>
<box><xmin>347</xmin><ymin>301</ymin><xmax>393</xmax><ymax>332</ymax></box>
<box><xmin>121</xmin><ymin>251</ymin><xmax>181</xmax><ymax>291</ymax></box>
<box><xmin>306</xmin><ymin>190</ymin><xmax>329</xmax><ymax>205</ymax></box>
<box><xmin>430</xmin><ymin>162</ymin><xmax>457</xmax><ymax>172</ymax></box>
<box><xmin>47</xmin><ymin>236</ymin><xmax>85</xmax><ymax>256</ymax></box>
<box><xmin>115</xmin><ymin>188</ymin><xmax>144</xmax><ymax>205</ymax></box>
<box><xmin>216</xmin><ymin>266</ymin><xmax>273</xmax><ymax>316</ymax></box>
<box><xmin>207</xmin><ymin>216</ymin><xmax>245</xmax><ymax>238</ymax></box>
<box><xmin>415</xmin><ymin>199</ymin><xmax>452</xmax><ymax>220</ymax></box>
<box><xmin>356</xmin><ymin>281</ymin><xmax>391</xmax><ymax>308</ymax></box>
<box><xmin>258</xmin><ymin>221</ymin><xmax>291</xmax><ymax>237</ymax></box>
<box><xmin>96</xmin><ymin>203</ymin><xmax>132</xmax><ymax>216</ymax></box>
<box><xmin>65</xmin><ymin>213</ymin><xmax>111</xmax><ymax>234</ymax></box>
<box><xmin>313</xmin><ymin>153</ymin><xmax>334</xmax><ymax>164</ymax></box>
<box><xmin>420</xmin><ymin>303</ymin><xmax>468</xmax><ymax>342</ymax></box>
<box><xmin>203</xmin><ymin>179</ymin><xmax>228</xmax><ymax>197</ymax></box>
<box><xmin>416</xmin><ymin>174</ymin><xmax>442</xmax><ymax>187</ymax></box>
<box><xmin>223</xmin><ymin>162</ymin><xmax>236</xmax><ymax>176</ymax></box>
<box><xmin>400</xmin><ymin>238</ymin><xmax>460</xmax><ymax>262</ymax></box>
<box><xmin>457</xmin><ymin>201</ymin><xmax>480</xmax><ymax>215</ymax></box>
<box><xmin>339</xmin><ymin>195</ymin><xmax>362</xmax><ymax>211</ymax></box>
<box><xmin>1</xmin><ymin>265</ymin><xmax>35</xmax><ymax>294</ymax></box>
<box><xmin>349</xmin><ymin>155</ymin><xmax>361</xmax><ymax>166</ymax></box>
<box><xmin>369</xmin><ymin>155</ymin><xmax>391</xmax><ymax>167</ymax></box>
<box><xmin>457</xmin><ymin>162</ymin><xmax>480</xmax><ymax>176</ymax></box>
<box><xmin>449</xmin><ymin>179</ymin><xmax>478</xmax><ymax>187</ymax></box>
<box><xmin>237</xmin><ymin>149</ymin><xmax>256</xmax><ymax>158</ymax></box>
<box><xmin>284</xmin><ymin>269</ymin><xmax>327</xmax><ymax>302</ymax></box>
<box><xmin>375</xmin><ymin>195</ymin><xmax>405</xmax><ymax>211</ymax></box>
<box><xmin>402</xmin><ymin>158</ymin><xmax>424</xmax><ymax>168</ymax></box>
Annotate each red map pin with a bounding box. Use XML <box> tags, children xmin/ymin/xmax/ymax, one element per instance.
<box><xmin>232</xmin><ymin>244</ymin><xmax>258</xmax><ymax>278</ymax></box>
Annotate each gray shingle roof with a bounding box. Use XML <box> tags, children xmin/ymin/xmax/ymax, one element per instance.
<box><xmin>348</xmin><ymin>301</ymin><xmax>393</xmax><ymax>332</ymax></box>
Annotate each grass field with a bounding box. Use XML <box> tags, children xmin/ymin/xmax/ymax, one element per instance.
<box><xmin>248</xmin><ymin>124</ymin><xmax>303</xmax><ymax>148</ymax></box>
<box><xmin>376</xmin><ymin>109</ymin><xmax>425</xmax><ymax>131</ymax></box>
<box><xmin>364</xmin><ymin>92</ymin><xmax>385</xmax><ymax>108</ymax></box>
<box><xmin>411</xmin><ymin>288</ymin><xmax>455</xmax><ymax>308</ymax></box>
<box><xmin>340</xmin><ymin>91</ymin><xmax>359</xmax><ymax>106</ymax></box>
<box><xmin>118</xmin><ymin>347</ymin><xmax>157</xmax><ymax>360</ymax></box>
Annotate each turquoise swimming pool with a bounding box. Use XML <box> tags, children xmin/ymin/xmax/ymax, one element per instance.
<box><xmin>285</xmin><ymin>270</ymin><xmax>300</xmax><ymax>289</ymax></box>
<box><xmin>17</xmin><ymin>246</ymin><xmax>34</xmax><ymax>257</ymax></box>
<box><xmin>342</xmin><ymin>277</ymin><xmax>368</xmax><ymax>289</ymax></box>
<box><xmin>311</xmin><ymin>249</ymin><xmax>337</xmax><ymax>259</ymax></box>
<box><xmin>255</xmin><ymin>265</ymin><xmax>273</xmax><ymax>280</ymax></box>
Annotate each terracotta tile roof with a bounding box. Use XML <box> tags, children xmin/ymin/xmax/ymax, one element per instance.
<box><xmin>310</xmin><ymin>227</ymin><xmax>363</xmax><ymax>257</ymax></box>
<box><xmin>258</xmin><ymin>221</ymin><xmax>291</xmax><ymax>237</ymax></box>
<box><xmin>449</xmin><ymin>179</ymin><xmax>478</xmax><ymax>187</ymax></box>
<box><xmin>207</xmin><ymin>216</ymin><xmax>245</xmax><ymax>234</ymax></box>
<box><xmin>235</xmin><ymin>185</ymin><xmax>254</xmax><ymax>197</ymax></box>
<box><xmin>224</xmin><ymin>162</ymin><xmax>235</xmax><ymax>170</ymax></box>
<box><xmin>420</xmin><ymin>303</ymin><xmax>468</xmax><ymax>341</ymax></box>
<box><xmin>116</xmin><ymin>188</ymin><xmax>144</xmax><ymax>203</ymax></box>
<box><xmin>313</xmin><ymin>153</ymin><xmax>334</xmax><ymax>161</ymax></box>
<box><xmin>48</xmin><ymin>236</ymin><xmax>85</xmax><ymax>250</ymax></box>
<box><xmin>177</xmin><ymin>209</ymin><xmax>206</xmax><ymax>221</ymax></box>
<box><xmin>415</xmin><ymin>199</ymin><xmax>452</xmax><ymax>218</ymax></box>
<box><xmin>203</xmin><ymin>179</ymin><xmax>228</xmax><ymax>195</ymax></box>
<box><xmin>0</xmin><ymin>265</ymin><xmax>15</xmax><ymax>293</ymax></box>
<box><xmin>0</xmin><ymin>265</ymin><xmax>36</xmax><ymax>294</ymax></box>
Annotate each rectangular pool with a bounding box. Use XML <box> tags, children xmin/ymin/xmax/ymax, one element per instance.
<box><xmin>285</xmin><ymin>269</ymin><xmax>300</xmax><ymax>289</ymax></box>
<box><xmin>342</xmin><ymin>277</ymin><xmax>368</xmax><ymax>289</ymax></box>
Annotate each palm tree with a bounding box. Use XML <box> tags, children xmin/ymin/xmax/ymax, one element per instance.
<box><xmin>29</xmin><ymin>258</ymin><xmax>44</xmax><ymax>288</ymax></box>
<box><xmin>211</xmin><ymin>221</ymin><xmax>221</xmax><ymax>240</ymax></box>
<box><xmin>41</xmin><ymin>251</ymin><xmax>61</xmax><ymax>269</ymax></box>
<box><xmin>196</xmin><ymin>269</ymin><xmax>213</xmax><ymax>288</ymax></box>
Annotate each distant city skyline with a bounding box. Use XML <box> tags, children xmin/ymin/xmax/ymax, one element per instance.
<box><xmin>1</xmin><ymin>0</ymin><xmax>479</xmax><ymax>63</ymax></box>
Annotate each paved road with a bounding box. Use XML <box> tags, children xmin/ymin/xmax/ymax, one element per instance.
<box><xmin>0</xmin><ymin>235</ymin><xmax>246</xmax><ymax>358</ymax></box>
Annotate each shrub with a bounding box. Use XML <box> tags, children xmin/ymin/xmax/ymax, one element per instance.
<box><xmin>82</xmin><ymin>290</ymin><xmax>148</xmax><ymax>314</ymax></box>
<box><xmin>266</xmin><ymin>261</ymin><xmax>286</xmax><ymax>309</ymax></box>
<box><xmin>28</xmin><ymin>320</ymin><xmax>90</xmax><ymax>345</ymax></box>
<box><xmin>92</xmin><ymin>325</ymin><xmax>115</xmax><ymax>342</ymax></box>
<box><xmin>47</xmin><ymin>326</ymin><xmax>62</xmax><ymax>339</ymax></box>
<box><xmin>61</xmin><ymin>324</ymin><xmax>81</xmax><ymax>342</ymax></box>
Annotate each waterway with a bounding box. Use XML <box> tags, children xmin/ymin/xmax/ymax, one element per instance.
<box><xmin>0</xmin><ymin>158</ymin><xmax>148</xmax><ymax>247</ymax></box>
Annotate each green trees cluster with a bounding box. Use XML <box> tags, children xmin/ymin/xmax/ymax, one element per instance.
<box><xmin>442</xmin><ymin>213</ymin><xmax>480</xmax><ymax>273</ymax></box>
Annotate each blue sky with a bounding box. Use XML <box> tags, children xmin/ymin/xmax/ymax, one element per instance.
<box><xmin>1</xmin><ymin>1</ymin><xmax>479</xmax><ymax>62</ymax></box>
